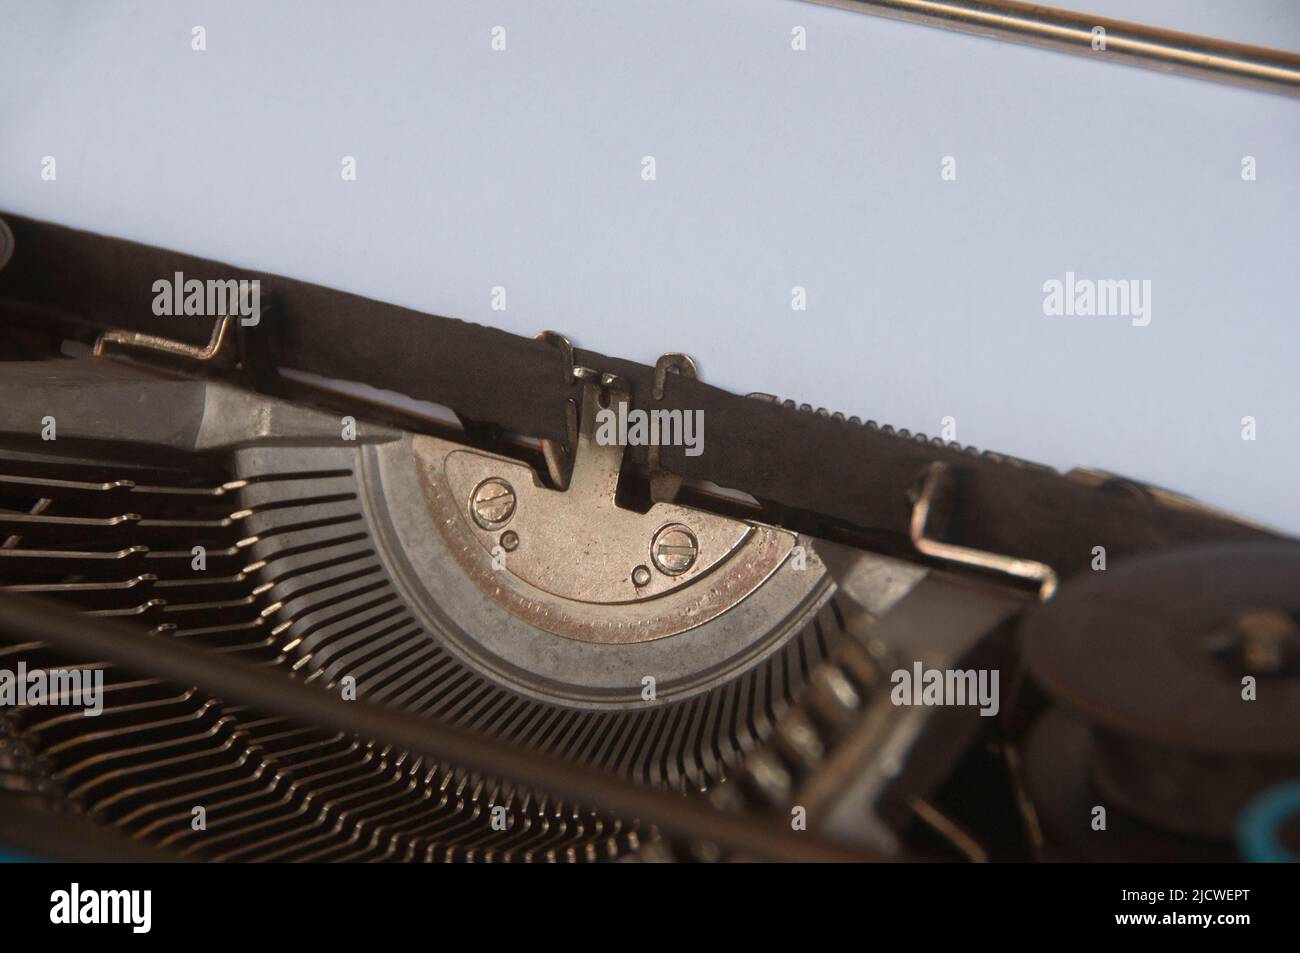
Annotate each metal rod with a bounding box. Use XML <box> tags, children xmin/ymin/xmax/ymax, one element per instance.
<box><xmin>0</xmin><ymin>591</ymin><xmax>876</xmax><ymax>863</ymax></box>
<box><xmin>802</xmin><ymin>0</ymin><xmax>1300</xmax><ymax>97</ymax></box>
<box><xmin>94</xmin><ymin>314</ymin><xmax>233</xmax><ymax>361</ymax></box>
<box><xmin>910</xmin><ymin>462</ymin><xmax>1058</xmax><ymax>600</ymax></box>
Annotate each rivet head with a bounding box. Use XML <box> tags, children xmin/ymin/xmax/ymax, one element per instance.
<box><xmin>651</xmin><ymin>523</ymin><xmax>698</xmax><ymax>576</ymax></box>
<box><xmin>631</xmin><ymin>565</ymin><xmax>651</xmax><ymax>587</ymax></box>
<box><xmin>470</xmin><ymin>478</ymin><xmax>516</xmax><ymax>529</ymax></box>
<box><xmin>500</xmin><ymin>530</ymin><xmax>520</xmax><ymax>552</ymax></box>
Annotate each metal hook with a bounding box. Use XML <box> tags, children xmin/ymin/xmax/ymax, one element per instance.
<box><xmin>648</xmin><ymin>353</ymin><xmax>699</xmax><ymax>503</ymax></box>
<box><xmin>652</xmin><ymin>353</ymin><xmax>698</xmax><ymax>400</ymax></box>
<box><xmin>534</xmin><ymin>331</ymin><xmax>582</xmax><ymax>489</ymax></box>
<box><xmin>93</xmin><ymin>314</ymin><xmax>235</xmax><ymax>362</ymax></box>
<box><xmin>909</xmin><ymin>461</ymin><xmax>1057</xmax><ymax>600</ymax></box>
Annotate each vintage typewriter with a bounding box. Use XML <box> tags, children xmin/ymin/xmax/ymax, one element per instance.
<box><xmin>0</xmin><ymin>209</ymin><xmax>1296</xmax><ymax>864</ymax></box>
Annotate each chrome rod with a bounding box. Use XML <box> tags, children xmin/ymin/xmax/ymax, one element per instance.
<box><xmin>803</xmin><ymin>0</ymin><xmax>1300</xmax><ymax>97</ymax></box>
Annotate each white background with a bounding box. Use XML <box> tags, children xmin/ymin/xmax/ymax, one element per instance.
<box><xmin>2</xmin><ymin>1</ymin><xmax>1298</xmax><ymax>531</ymax></box>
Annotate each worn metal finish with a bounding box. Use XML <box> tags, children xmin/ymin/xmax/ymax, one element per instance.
<box><xmin>469</xmin><ymin>477</ymin><xmax>517</xmax><ymax>529</ymax></box>
<box><xmin>648</xmin><ymin>352</ymin><xmax>699</xmax><ymax>503</ymax></box>
<box><xmin>0</xmin><ymin>359</ymin><xmax>836</xmax><ymax>712</ymax></box>
<box><xmin>805</xmin><ymin>0</ymin><xmax>1300</xmax><ymax>97</ymax></box>
<box><xmin>372</xmin><ymin>436</ymin><xmax>834</xmax><ymax>708</ymax></box>
<box><xmin>94</xmin><ymin>313</ymin><xmax>235</xmax><ymax>361</ymax></box>
<box><xmin>414</xmin><ymin>378</ymin><xmax>797</xmax><ymax>642</ymax></box>
<box><xmin>651</xmin><ymin>523</ymin><xmax>698</xmax><ymax>576</ymax></box>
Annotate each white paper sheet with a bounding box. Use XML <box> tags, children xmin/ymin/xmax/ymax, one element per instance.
<box><xmin>3</xmin><ymin>0</ymin><xmax>1298</xmax><ymax>531</ymax></box>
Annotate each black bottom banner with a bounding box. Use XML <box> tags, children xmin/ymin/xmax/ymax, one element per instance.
<box><xmin>0</xmin><ymin>859</ymin><xmax>1290</xmax><ymax>941</ymax></box>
